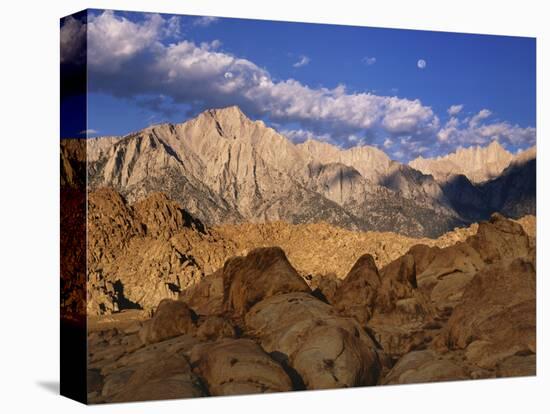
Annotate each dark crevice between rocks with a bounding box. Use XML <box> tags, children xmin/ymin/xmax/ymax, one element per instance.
<box><xmin>112</xmin><ymin>280</ymin><xmax>142</xmax><ymax>311</ymax></box>
<box><xmin>269</xmin><ymin>351</ymin><xmax>306</xmax><ymax>391</ymax></box>
<box><xmin>311</xmin><ymin>288</ymin><xmax>330</xmax><ymax>304</ymax></box>
<box><xmin>363</xmin><ymin>325</ymin><xmax>384</xmax><ymax>350</ymax></box>
<box><xmin>166</xmin><ymin>282</ymin><xmax>181</xmax><ymax>294</ymax></box>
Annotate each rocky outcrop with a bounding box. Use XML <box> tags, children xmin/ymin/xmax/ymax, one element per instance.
<box><xmin>86</xmin><ymin>189</ymin><xmax>234</xmax><ymax>315</ymax></box>
<box><xmin>189</xmin><ymin>339</ymin><xmax>293</xmax><ymax>395</ymax></box>
<box><xmin>87</xmin><ymin>327</ymin><xmax>204</xmax><ymax>403</ymax></box>
<box><xmin>332</xmin><ymin>253</ymin><xmax>435</xmax><ymax>357</ymax></box>
<box><xmin>222</xmin><ymin>247</ymin><xmax>311</xmax><ymax>316</ymax></box>
<box><xmin>245</xmin><ymin>292</ymin><xmax>383</xmax><ymax>389</ymax></box>
<box><xmin>332</xmin><ymin>254</ymin><xmax>381</xmax><ymax>325</ymax></box>
<box><xmin>109</xmin><ymin>353</ymin><xmax>204</xmax><ymax>403</ymax></box>
<box><xmin>434</xmin><ymin>258</ymin><xmax>536</xmax><ymax>371</ymax></box>
<box><xmin>80</xmin><ymin>178</ymin><xmax>536</xmax><ymax>402</ymax></box>
<box><xmin>139</xmin><ymin>299</ymin><xmax>197</xmax><ymax>345</ymax></box>
<box><xmin>382</xmin><ymin>350</ymin><xmax>468</xmax><ymax>385</ymax></box>
<box><xmin>381</xmin><ymin>214</ymin><xmax>536</xmax><ymax>385</ymax></box>
<box><xmin>179</xmin><ymin>270</ymin><xmax>225</xmax><ymax>316</ymax></box>
<box><xmin>412</xmin><ymin>213</ymin><xmax>532</xmax><ymax>312</ymax></box>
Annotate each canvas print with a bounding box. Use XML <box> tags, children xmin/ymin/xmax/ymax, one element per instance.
<box><xmin>60</xmin><ymin>9</ymin><xmax>536</xmax><ymax>404</ymax></box>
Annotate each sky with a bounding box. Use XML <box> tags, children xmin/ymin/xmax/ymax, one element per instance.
<box><xmin>60</xmin><ymin>9</ymin><xmax>536</xmax><ymax>161</ymax></box>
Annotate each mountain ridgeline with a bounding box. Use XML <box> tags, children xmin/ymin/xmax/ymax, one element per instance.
<box><xmin>80</xmin><ymin>105</ymin><xmax>535</xmax><ymax>238</ymax></box>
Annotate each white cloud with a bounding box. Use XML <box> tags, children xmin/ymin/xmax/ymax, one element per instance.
<box><xmin>447</xmin><ymin>104</ymin><xmax>464</xmax><ymax>116</ymax></box>
<box><xmin>60</xmin><ymin>16</ymin><xmax>86</xmax><ymax>65</ymax></box>
<box><xmin>362</xmin><ymin>56</ymin><xmax>377</xmax><ymax>66</ymax></box>
<box><xmin>469</xmin><ymin>108</ymin><xmax>492</xmax><ymax>128</ymax></box>
<box><xmin>78</xmin><ymin>11</ymin><xmax>535</xmax><ymax>159</ymax></box>
<box><xmin>84</xmin><ymin>12</ymin><xmax>439</xmax><ymax>140</ymax></box>
<box><xmin>293</xmin><ymin>55</ymin><xmax>310</xmax><ymax>68</ymax></box>
<box><xmin>193</xmin><ymin>16</ymin><xmax>219</xmax><ymax>27</ymax></box>
<box><xmin>281</xmin><ymin>128</ymin><xmax>332</xmax><ymax>144</ymax></box>
<box><xmin>417</xmin><ymin>59</ymin><xmax>427</xmax><ymax>69</ymax></box>
<box><xmin>163</xmin><ymin>16</ymin><xmax>182</xmax><ymax>37</ymax></box>
<box><xmin>383</xmin><ymin>138</ymin><xmax>393</xmax><ymax>148</ymax></box>
<box><xmin>435</xmin><ymin>110</ymin><xmax>535</xmax><ymax>150</ymax></box>
<box><xmin>88</xmin><ymin>11</ymin><xmax>165</xmax><ymax>71</ymax></box>
<box><xmin>79</xmin><ymin>129</ymin><xmax>99</xmax><ymax>135</ymax></box>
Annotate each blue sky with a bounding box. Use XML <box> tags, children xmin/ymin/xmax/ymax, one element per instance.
<box><xmin>61</xmin><ymin>9</ymin><xmax>536</xmax><ymax>161</ymax></box>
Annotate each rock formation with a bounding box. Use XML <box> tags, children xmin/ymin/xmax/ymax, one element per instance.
<box><xmin>86</xmin><ymin>211</ymin><xmax>536</xmax><ymax>403</ymax></box>
<box><xmin>84</xmin><ymin>187</ymin><xmax>536</xmax><ymax>318</ymax></box>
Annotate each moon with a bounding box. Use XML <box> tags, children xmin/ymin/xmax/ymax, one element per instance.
<box><xmin>417</xmin><ymin>59</ymin><xmax>427</xmax><ymax>69</ymax></box>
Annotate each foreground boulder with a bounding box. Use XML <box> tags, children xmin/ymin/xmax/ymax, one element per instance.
<box><xmin>435</xmin><ymin>258</ymin><xmax>536</xmax><ymax>372</ymax></box>
<box><xmin>369</xmin><ymin>255</ymin><xmax>435</xmax><ymax>357</ymax></box>
<box><xmin>88</xmin><ymin>331</ymin><xmax>202</xmax><ymax>403</ymax></box>
<box><xmin>111</xmin><ymin>353</ymin><xmax>205</xmax><ymax>403</ymax></box>
<box><xmin>179</xmin><ymin>269</ymin><xmax>225</xmax><ymax>316</ymax></box>
<box><xmin>382</xmin><ymin>350</ymin><xmax>468</xmax><ymax>385</ymax></box>
<box><xmin>413</xmin><ymin>213</ymin><xmax>533</xmax><ymax>313</ymax></box>
<box><xmin>245</xmin><ymin>292</ymin><xmax>383</xmax><ymax>389</ymax></box>
<box><xmin>222</xmin><ymin>247</ymin><xmax>311</xmax><ymax>316</ymax></box>
<box><xmin>332</xmin><ymin>254</ymin><xmax>381</xmax><ymax>325</ymax></box>
<box><xmin>189</xmin><ymin>339</ymin><xmax>293</xmax><ymax>395</ymax></box>
<box><xmin>139</xmin><ymin>299</ymin><xmax>196</xmax><ymax>344</ymax></box>
<box><xmin>333</xmin><ymin>253</ymin><xmax>435</xmax><ymax>357</ymax></box>
<box><xmin>195</xmin><ymin>316</ymin><xmax>237</xmax><ymax>341</ymax></box>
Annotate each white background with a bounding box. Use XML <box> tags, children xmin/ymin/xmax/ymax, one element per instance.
<box><xmin>0</xmin><ymin>0</ymin><xmax>548</xmax><ymax>412</ymax></box>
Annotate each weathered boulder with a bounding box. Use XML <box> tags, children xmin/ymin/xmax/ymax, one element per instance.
<box><xmin>370</xmin><ymin>255</ymin><xmax>435</xmax><ymax>357</ymax></box>
<box><xmin>195</xmin><ymin>316</ymin><xmax>237</xmax><ymax>341</ymax></box>
<box><xmin>496</xmin><ymin>354</ymin><xmax>536</xmax><ymax>378</ymax></box>
<box><xmin>139</xmin><ymin>299</ymin><xmax>197</xmax><ymax>344</ymax></box>
<box><xmin>111</xmin><ymin>353</ymin><xmax>205</xmax><ymax>402</ymax></box>
<box><xmin>223</xmin><ymin>247</ymin><xmax>311</xmax><ymax>316</ymax></box>
<box><xmin>376</xmin><ymin>254</ymin><xmax>419</xmax><ymax>311</ymax></box>
<box><xmin>189</xmin><ymin>339</ymin><xmax>293</xmax><ymax>395</ymax></box>
<box><xmin>179</xmin><ymin>269</ymin><xmax>225</xmax><ymax>316</ymax></box>
<box><xmin>303</xmin><ymin>272</ymin><xmax>341</xmax><ymax>304</ymax></box>
<box><xmin>333</xmin><ymin>253</ymin><xmax>435</xmax><ymax>357</ymax></box>
<box><xmin>467</xmin><ymin>213</ymin><xmax>532</xmax><ymax>264</ymax></box>
<box><xmin>413</xmin><ymin>214</ymin><xmax>533</xmax><ymax>313</ymax></box>
<box><xmin>245</xmin><ymin>292</ymin><xmax>382</xmax><ymax>389</ymax></box>
<box><xmin>332</xmin><ymin>254</ymin><xmax>381</xmax><ymax>325</ymax></box>
<box><xmin>415</xmin><ymin>242</ymin><xmax>484</xmax><ymax>295</ymax></box>
<box><xmin>99</xmin><ymin>334</ymin><xmax>199</xmax><ymax>377</ymax></box>
<box><xmin>88</xmin><ymin>329</ymin><xmax>201</xmax><ymax>403</ymax></box>
<box><xmin>407</xmin><ymin>244</ymin><xmax>440</xmax><ymax>275</ymax></box>
<box><xmin>435</xmin><ymin>258</ymin><xmax>536</xmax><ymax>372</ymax></box>
<box><xmin>382</xmin><ymin>350</ymin><xmax>469</xmax><ymax>385</ymax></box>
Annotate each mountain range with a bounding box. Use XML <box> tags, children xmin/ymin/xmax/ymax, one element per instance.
<box><xmin>72</xmin><ymin>105</ymin><xmax>535</xmax><ymax>238</ymax></box>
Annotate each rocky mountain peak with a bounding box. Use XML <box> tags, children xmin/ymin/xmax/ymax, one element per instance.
<box><xmin>409</xmin><ymin>140</ymin><xmax>514</xmax><ymax>183</ymax></box>
<box><xmin>81</xmin><ymin>106</ymin><xmax>535</xmax><ymax>238</ymax></box>
<box><xmin>196</xmin><ymin>105</ymin><xmax>258</xmax><ymax>139</ymax></box>
<box><xmin>487</xmin><ymin>139</ymin><xmax>504</xmax><ymax>151</ymax></box>
<box><xmin>297</xmin><ymin>138</ymin><xmax>393</xmax><ymax>184</ymax></box>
